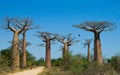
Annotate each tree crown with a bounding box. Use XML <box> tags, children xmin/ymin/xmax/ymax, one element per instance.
<box><xmin>56</xmin><ymin>33</ymin><xmax>79</xmax><ymax>46</ymax></box>
<box><xmin>83</xmin><ymin>39</ymin><xmax>92</xmax><ymax>48</ymax></box>
<box><xmin>2</xmin><ymin>17</ymin><xmax>33</xmax><ymax>33</ymax></box>
<box><xmin>73</xmin><ymin>21</ymin><xmax>115</xmax><ymax>33</ymax></box>
<box><xmin>37</xmin><ymin>31</ymin><xmax>57</xmax><ymax>42</ymax></box>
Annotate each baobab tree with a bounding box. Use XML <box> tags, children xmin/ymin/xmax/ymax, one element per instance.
<box><xmin>2</xmin><ymin>17</ymin><xmax>32</xmax><ymax>71</ymax></box>
<box><xmin>83</xmin><ymin>39</ymin><xmax>92</xmax><ymax>62</ymax></box>
<box><xmin>21</xmin><ymin>29</ymin><xmax>32</xmax><ymax>68</ymax></box>
<box><xmin>20</xmin><ymin>23</ymin><xmax>39</xmax><ymax>68</ymax></box>
<box><xmin>37</xmin><ymin>31</ymin><xmax>57</xmax><ymax>68</ymax></box>
<box><xmin>57</xmin><ymin>34</ymin><xmax>79</xmax><ymax>64</ymax></box>
<box><xmin>15</xmin><ymin>18</ymin><xmax>35</xmax><ymax>68</ymax></box>
<box><xmin>21</xmin><ymin>31</ymin><xmax>27</xmax><ymax>68</ymax></box>
<box><xmin>74</xmin><ymin>21</ymin><xmax>114</xmax><ymax>64</ymax></box>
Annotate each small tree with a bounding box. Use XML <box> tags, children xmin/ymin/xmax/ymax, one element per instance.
<box><xmin>2</xmin><ymin>17</ymin><xmax>32</xmax><ymax>71</ymax></box>
<box><xmin>57</xmin><ymin>34</ymin><xmax>79</xmax><ymax>65</ymax></box>
<box><xmin>0</xmin><ymin>48</ymin><xmax>12</xmax><ymax>68</ymax></box>
<box><xmin>36</xmin><ymin>57</ymin><xmax>45</xmax><ymax>66</ymax></box>
<box><xmin>37</xmin><ymin>31</ymin><xmax>57</xmax><ymax>68</ymax></box>
<box><xmin>74</xmin><ymin>21</ymin><xmax>114</xmax><ymax>64</ymax></box>
<box><xmin>83</xmin><ymin>39</ymin><xmax>92</xmax><ymax>62</ymax></box>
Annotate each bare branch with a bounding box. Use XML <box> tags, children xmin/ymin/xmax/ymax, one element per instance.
<box><xmin>4</xmin><ymin>17</ymin><xmax>16</xmax><ymax>32</ymax></box>
<box><xmin>37</xmin><ymin>44</ymin><xmax>45</xmax><ymax>47</ymax></box>
<box><xmin>68</xmin><ymin>40</ymin><xmax>80</xmax><ymax>46</ymax></box>
<box><xmin>73</xmin><ymin>21</ymin><xmax>115</xmax><ymax>33</ymax></box>
<box><xmin>18</xmin><ymin>18</ymin><xmax>33</xmax><ymax>34</ymax></box>
<box><xmin>83</xmin><ymin>39</ymin><xmax>92</xmax><ymax>48</ymax></box>
<box><xmin>1</xmin><ymin>17</ymin><xmax>35</xmax><ymax>34</ymax></box>
<box><xmin>36</xmin><ymin>31</ymin><xmax>57</xmax><ymax>43</ymax></box>
<box><xmin>57</xmin><ymin>33</ymin><xmax>79</xmax><ymax>46</ymax></box>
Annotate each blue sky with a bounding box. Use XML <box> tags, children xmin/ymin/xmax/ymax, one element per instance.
<box><xmin>0</xmin><ymin>0</ymin><xmax>120</xmax><ymax>59</ymax></box>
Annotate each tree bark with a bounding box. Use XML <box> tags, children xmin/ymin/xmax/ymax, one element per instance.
<box><xmin>63</xmin><ymin>42</ymin><xmax>68</xmax><ymax>57</ymax></box>
<box><xmin>94</xmin><ymin>33</ymin><xmax>103</xmax><ymax>64</ymax></box>
<box><xmin>62</xmin><ymin>42</ymin><xmax>69</xmax><ymax>65</ymax></box>
<box><xmin>87</xmin><ymin>44</ymin><xmax>91</xmax><ymax>62</ymax></box>
<box><xmin>22</xmin><ymin>31</ymin><xmax>26</xmax><ymax>68</ymax></box>
<box><xmin>45</xmin><ymin>40</ymin><xmax>51</xmax><ymax>68</ymax></box>
<box><xmin>11</xmin><ymin>31</ymin><xmax>20</xmax><ymax>71</ymax></box>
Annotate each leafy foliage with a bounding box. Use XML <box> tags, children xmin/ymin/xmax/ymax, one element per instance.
<box><xmin>38</xmin><ymin>53</ymin><xmax>120</xmax><ymax>75</ymax></box>
<box><xmin>0</xmin><ymin>48</ymin><xmax>12</xmax><ymax>72</ymax></box>
<box><xmin>61</xmin><ymin>53</ymin><xmax>90</xmax><ymax>75</ymax></box>
<box><xmin>108</xmin><ymin>53</ymin><xmax>120</xmax><ymax>72</ymax></box>
<box><xmin>21</xmin><ymin>50</ymin><xmax>36</xmax><ymax>67</ymax></box>
<box><xmin>51</xmin><ymin>58</ymin><xmax>62</xmax><ymax>66</ymax></box>
<box><xmin>0</xmin><ymin>48</ymin><xmax>37</xmax><ymax>70</ymax></box>
<box><xmin>0</xmin><ymin>56</ymin><xmax>10</xmax><ymax>73</ymax></box>
<box><xmin>0</xmin><ymin>48</ymin><xmax>12</xmax><ymax>67</ymax></box>
<box><xmin>36</xmin><ymin>57</ymin><xmax>45</xmax><ymax>66</ymax></box>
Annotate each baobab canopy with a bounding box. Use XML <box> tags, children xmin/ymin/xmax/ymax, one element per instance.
<box><xmin>73</xmin><ymin>21</ymin><xmax>115</xmax><ymax>33</ymax></box>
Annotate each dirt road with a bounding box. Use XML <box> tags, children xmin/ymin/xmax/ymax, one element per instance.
<box><xmin>8</xmin><ymin>67</ymin><xmax>44</xmax><ymax>75</ymax></box>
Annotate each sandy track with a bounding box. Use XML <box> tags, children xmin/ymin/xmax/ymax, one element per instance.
<box><xmin>8</xmin><ymin>67</ymin><xmax>44</xmax><ymax>75</ymax></box>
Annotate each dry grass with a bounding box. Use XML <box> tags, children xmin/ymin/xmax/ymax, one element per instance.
<box><xmin>38</xmin><ymin>67</ymin><xmax>73</xmax><ymax>75</ymax></box>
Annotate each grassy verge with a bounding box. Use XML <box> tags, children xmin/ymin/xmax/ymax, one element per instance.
<box><xmin>0</xmin><ymin>72</ymin><xmax>8</xmax><ymax>75</ymax></box>
<box><xmin>0</xmin><ymin>66</ymin><xmax>39</xmax><ymax>75</ymax></box>
<box><xmin>38</xmin><ymin>67</ymin><xmax>73</xmax><ymax>75</ymax></box>
<box><xmin>37</xmin><ymin>64</ymin><xmax>120</xmax><ymax>75</ymax></box>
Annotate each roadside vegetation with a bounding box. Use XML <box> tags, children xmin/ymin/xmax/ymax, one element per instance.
<box><xmin>38</xmin><ymin>52</ymin><xmax>120</xmax><ymax>75</ymax></box>
<box><xmin>0</xmin><ymin>48</ymin><xmax>45</xmax><ymax>75</ymax></box>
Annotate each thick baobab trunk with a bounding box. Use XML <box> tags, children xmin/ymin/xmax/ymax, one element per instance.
<box><xmin>11</xmin><ymin>31</ymin><xmax>20</xmax><ymax>71</ymax></box>
<box><xmin>62</xmin><ymin>42</ymin><xmax>68</xmax><ymax>57</ymax></box>
<box><xmin>22</xmin><ymin>32</ymin><xmax>26</xmax><ymax>68</ymax></box>
<box><xmin>94</xmin><ymin>33</ymin><xmax>103</xmax><ymax>64</ymax></box>
<box><xmin>45</xmin><ymin>40</ymin><xmax>51</xmax><ymax>68</ymax></box>
<box><xmin>87</xmin><ymin>44</ymin><xmax>91</xmax><ymax>62</ymax></box>
<box><xmin>62</xmin><ymin>42</ymin><xmax>69</xmax><ymax>65</ymax></box>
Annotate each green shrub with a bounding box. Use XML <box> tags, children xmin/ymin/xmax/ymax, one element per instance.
<box><xmin>108</xmin><ymin>54</ymin><xmax>120</xmax><ymax>73</ymax></box>
<box><xmin>0</xmin><ymin>56</ymin><xmax>11</xmax><ymax>73</ymax></box>
<box><xmin>81</xmin><ymin>62</ymin><xmax>119</xmax><ymax>75</ymax></box>
<box><xmin>61</xmin><ymin>53</ymin><xmax>90</xmax><ymax>75</ymax></box>
<box><xmin>36</xmin><ymin>57</ymin><xmax>45</xmax><ymax>66</ymax></box>
<box><xmin>51</xmin><ymin>58</ymin><xmax>62</xmax><ymax>66</ymax></box>
<box><xmin>38</xmin><ymin>53</ymin><xmax>120</xmax><ymax>75</ymax></box>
